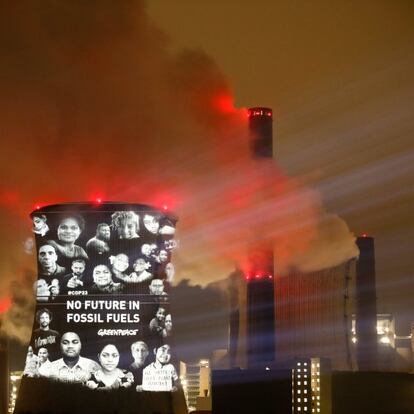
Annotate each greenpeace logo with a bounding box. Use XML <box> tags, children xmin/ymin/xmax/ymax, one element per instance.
<box><xmin>97</xmin><ymin>329</ymin><xmax>139</xmax><ymax>337</ymax></box>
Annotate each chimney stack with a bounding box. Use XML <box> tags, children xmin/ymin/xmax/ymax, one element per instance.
<box><xmin>246</xmin><ymin>107</ymin><xmax>276</xmax><ymax>367</ymax></box>
<box><xmin>355</xmin><ymin>235</ymin><xmax>378</xmax><ymax>371</ymax></box>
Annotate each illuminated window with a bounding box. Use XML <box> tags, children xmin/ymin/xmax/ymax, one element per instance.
<box><xmin>317</xmin><ymin>396</ymin><xmax>320</xmax><ymax>400</ymax></box>
<box><xmin>317</xmin><ymin>363</ymin><xmax>320</xmax><ymax>368</ymax></box>
<box><xmin>297</xmin><ymin>381</ymin><xmax>301</xmax><ymax>386</ymax></box>
<box><xmin>304</xmin><ymin>381</ymin><xmax>307</xmax><ymax>385</ymax></box>
<box><xmin>304</xmin><ymin>362</ymin><xmax>307</xmax><ymax>366</ymax></box>
<box><xmin>304</xmin><ymin>389</ymin><xmax>308</xmax><ymax>394</ymax></box>
<box><xmin>304</xmin><ymin>369</ymin><xmax>307</xmax><ymax>372</ymax></box>
<box><xmin>298</xmin><ymin>390</ymin><xmax>301</xmax><ymax>394</ymax></box>
<box><xmin>304</xmin><ymin>408</ymin><xmax>308</xmax><ymax>412</ymax></box>
<box><xmin>297</xmin><ymin>362</ymin><xmax>301</xmax><ymax>366</ymax></box>
<box><xmin>298</xmin><ymin>369</ymin><xmax>301</xmax><ymax>372</ymax></box>
<box><xmin>304</xmin><ymin>398</ymin><xmax>308</xmax><ymax>403</ymax></box>
<box><xmin>297</xmin><ymin>398</ymin><xmax>301</xmax><ymax>402</ymax></box>
<box><xmin>317</xmin><ymin>387</ymin><xmax>320</xmax><ymax>392</ymax></box>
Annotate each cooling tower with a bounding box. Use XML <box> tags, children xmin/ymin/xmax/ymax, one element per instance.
<box><xmin>14</xmin><ymin>202</ymin><xmax>187</xmax><ymax>414</ymax></box>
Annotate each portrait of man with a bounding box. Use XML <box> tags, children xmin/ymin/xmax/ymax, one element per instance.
<box><xmin>149</xmin><ymin>279</ymin><xmax>165</xmax><ymax>295</ymax></box>
<box><xmin>44</xmin><ymin>332</ymin><xmax>99</xmax><ymax>383</ymax></box>
<box><xmin>63</xmin><ymin>259</ymin><xmax>86</xmax><ymax>291</ymax></box>
<box><xmin>86</xmin><ymin>223</ymin><xmax>110</xmax><ymax>256</ymax></box>
<box><xmin>141</xmin><ymin>345</ymin><xmax>178</xmax><ymax>392</ymax></box>
<box><xmin>31</xmin><ymin>213</ymin><xmax>49</xmax><ymax>237</ymax></box>
<box><xmin>38</xmin><ymin>243</ymin><xmax>66</xmax><ymax>278</ymax></box>
<box><xmin>129</xmin><ymin>341</ymin><xmax>149</xmax><ymax>388</ymax></box>
<box><xmin>31</xmin><ymin>308</ymin><xmax>59</xmax><ymax>357</ymax></box>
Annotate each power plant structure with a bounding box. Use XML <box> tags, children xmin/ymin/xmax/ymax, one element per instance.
<box><xmin>234</xmin><ymin>107</ymin><xmax>380</xmax><ymax>372</ymax></box>
<box><xmin>355</xmin><ymin>235</ymin><xmax>378</xmax><ymax>371</ymax></box>
<box><xmin>245</xmin><ymin>107</ymin><xmax>276</xmax><ymax>368</ymax></box>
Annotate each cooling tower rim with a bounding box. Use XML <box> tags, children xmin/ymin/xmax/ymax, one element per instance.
<box><xmin>30</xmin><ymin>202</ymin><xmax>178</xmax><ymax>220</ymax></box>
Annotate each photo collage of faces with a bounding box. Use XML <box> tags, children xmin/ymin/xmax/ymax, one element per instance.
<box><xmin>27</xmin><ymin>207</ymin><xmax>179</xmax><ymax>392</ymax></box>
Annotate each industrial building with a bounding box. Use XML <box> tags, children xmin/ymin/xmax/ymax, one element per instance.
<box><xmin>180</xmin><ymin>359</ymin><xmax>211</xmax><ymax>412</ymax></box>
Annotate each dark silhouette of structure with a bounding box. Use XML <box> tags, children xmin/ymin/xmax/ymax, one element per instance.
<box><xmin>0</xmin><ymin>335</ymin><xmax>9</xmax><ymax>414</ymax></box>
<box><xmin>355</xmin><ymin>235</ymin><xmax>378</xmax><ymax>371</ymax></box>
<box><xmin>246</xmin><ymin>108</ymin><xmax>276</xmax><ymax>367</ymax></box>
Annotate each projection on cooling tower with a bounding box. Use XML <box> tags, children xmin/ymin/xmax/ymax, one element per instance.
<box><xmin>24</xmin><ymin>203</ymin><xmax>178</xmax><ymax>394</ymax></box>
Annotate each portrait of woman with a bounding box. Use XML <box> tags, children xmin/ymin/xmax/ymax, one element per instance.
<box><xmin>86</xmin><ymin>344</ymin><xmax>133</xmax><ymax>390</ymax></box>
<box><xmin>48</xmin><ymin>215</ymin><xmax>88</xmax><ymax>260</ymax></box>
<box><xmin>111</xmin><ymin>211</ymin><xmax>140</xmax><ymax>239</ymax></box>
<box><xmin>90</xmin><ymin>264</ymin><xmax>123</xmax><ymax>294</ymax></box>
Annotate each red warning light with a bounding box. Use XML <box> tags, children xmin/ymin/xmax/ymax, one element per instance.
<box><xmin>162</xmin><ymin>204</ymin><xmax>169</xmax><ymax>211</ymax></box>
<box><xmin>35</xmin><ymin>205</ymin><xmax>41</xmax><ymax>210</ymax></box>
<box><xmin>268</xmin><ymin>275</ymin><xmax>273</xmax><ymax>279</ymax></box>
<box><xmin>361</xmin><ymin>233</ymin><xmax>368</xmax><ymax>238</ymax></box>
<box><xmin>96</xmin><ymin>198</ymin><xmax>102</xmax><ymax>204</ymax></box>
<box><xmin>255</xmin><ymin>274</ymin><xmax>261</xmax><ymax>279</ymax></box>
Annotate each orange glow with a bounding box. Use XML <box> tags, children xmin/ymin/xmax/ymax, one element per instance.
<box><xmin>214</xmin><ymin>94</ymin><xmax>237</xmax><ymax>114</ymax></box>
<box><xmin>0</xmin><ymin>190</ymin><xmax>20</xmax><ymax>206</ymax></box>
<box><xmin>0</xmin><ymin>297</ymin><xmax>12</xmax><ymax>314</ymax></box>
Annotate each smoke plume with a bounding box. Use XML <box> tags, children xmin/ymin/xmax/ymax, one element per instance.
<box><xmin>0</xmin><ymin>1</ymin><xmax>357</xmax><ymax>341</ymax></box>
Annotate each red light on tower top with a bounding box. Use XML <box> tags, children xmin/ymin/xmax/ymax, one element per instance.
<box><xmin>248</xmin><ymin>107</ymin><xmax>273</xmax><ymax>118</ymax></box>
<box><xmin>361</xmin><ymin>233</ymin><xmax>368</xmax><ymax>238</ymax></box>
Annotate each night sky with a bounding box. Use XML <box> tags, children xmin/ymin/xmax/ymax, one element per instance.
<box><xmin>0</xmin><ymin>0</ymin><xmax>413</xmax><ymax>357</ymax></box>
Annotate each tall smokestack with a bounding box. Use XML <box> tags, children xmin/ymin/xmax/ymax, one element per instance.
<box><xmin>246</xmin><ymin>245</ymin><xmax>275</xmax><ymax>367</ymax></box>
<box><xmin>248</xmin><ymin>107</ymin><xmax>273</xmax><ymax>158</ymax></box>
<box><xmin>246</xmin><ymin>107</ymin><xmax>276</xmax><ymax>367</ymax></box>
<box><xmin>228</xmin><ymin>270</ymin><xmax>241</xmax><ymax>368</ymax></box>
<box><xmin>355</xmin><ymin>235</ymin><xmax>378</xmax><ymax>371</ymax></box>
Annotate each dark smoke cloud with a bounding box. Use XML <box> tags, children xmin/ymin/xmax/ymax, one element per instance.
<box><xmin>0</xmin><ymin>1</ymin><xmax>357</xmax><ymax>341</ymax></box>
